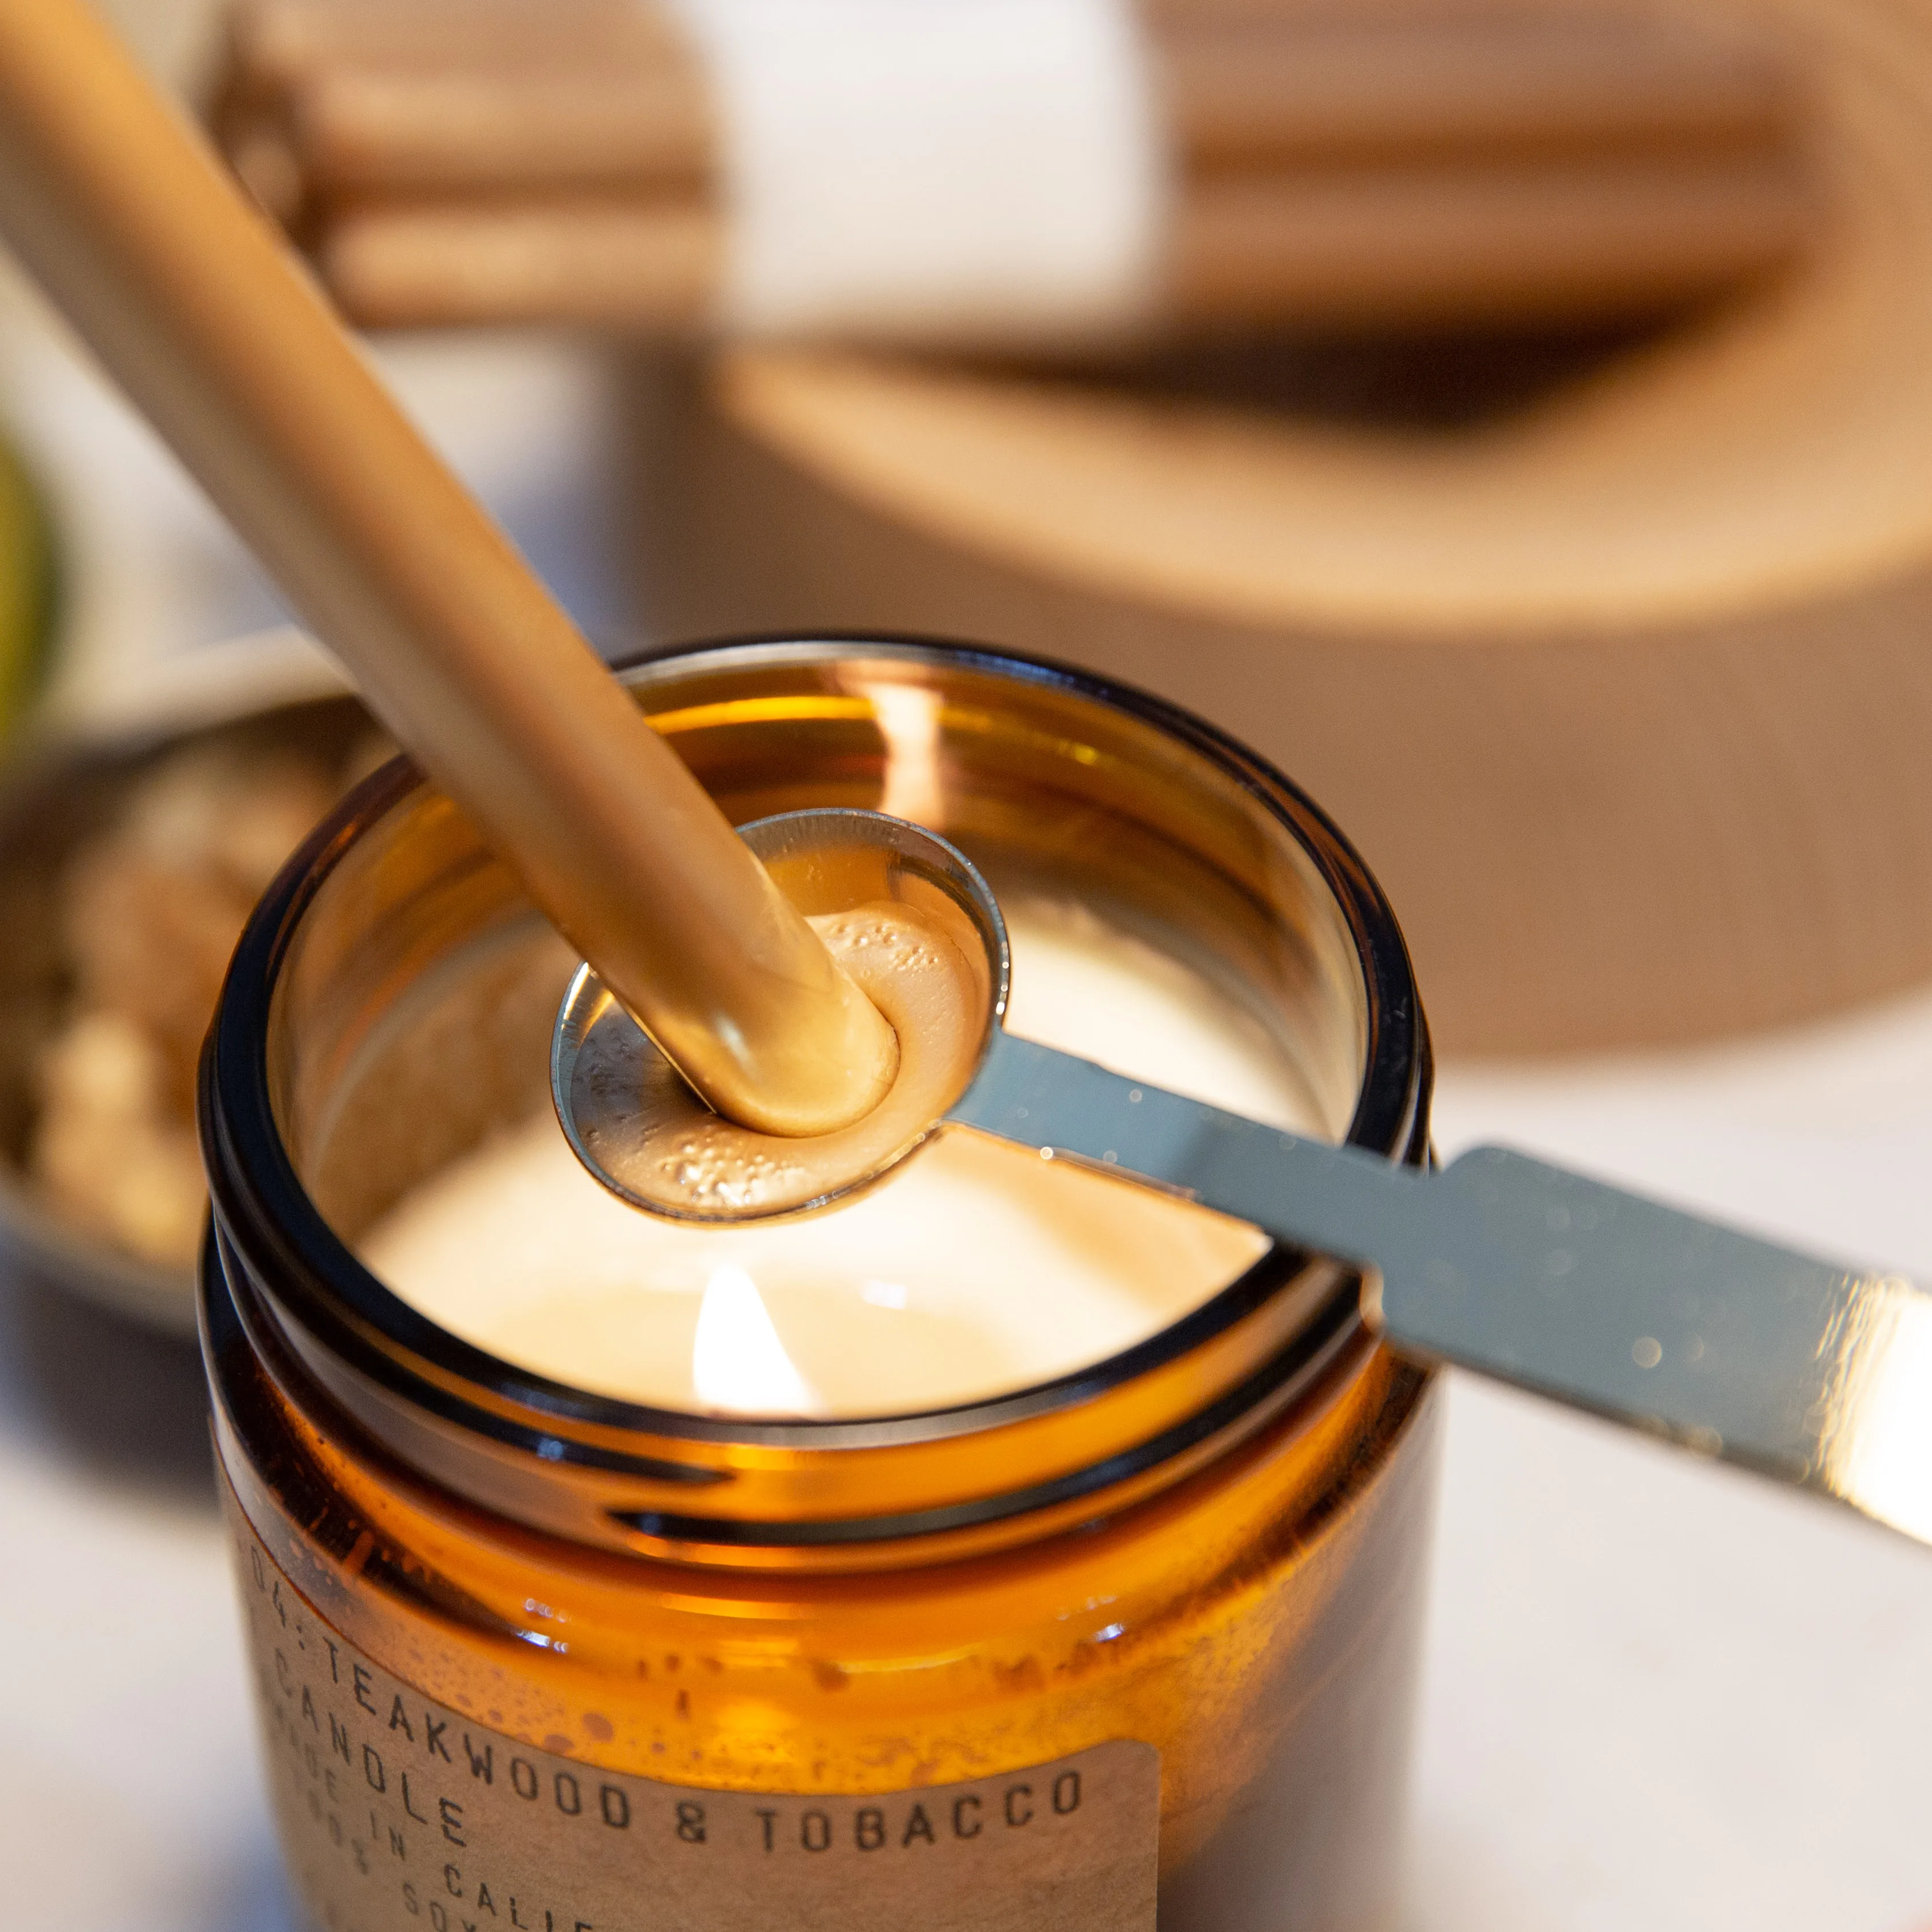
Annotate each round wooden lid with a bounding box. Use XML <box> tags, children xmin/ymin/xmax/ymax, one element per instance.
<box><xmin>632</xmin><ymin>1</ymin><xmax>1932</xmax><ymax>1054</ymax></box>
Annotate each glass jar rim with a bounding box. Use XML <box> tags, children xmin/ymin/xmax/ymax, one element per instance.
<box><xmin>201</xmin><ymin>636</ymin><xmax>1431</xmax><ymax>1565</ymax></box>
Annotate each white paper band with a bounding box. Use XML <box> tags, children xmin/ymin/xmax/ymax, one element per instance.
<box><xmin>660</xmin><ymin>0</ymin><xmax>1168</xmax><ymax>345</ymax></box>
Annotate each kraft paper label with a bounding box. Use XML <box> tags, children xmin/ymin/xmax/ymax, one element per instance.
<box><xmin>228</xmin><ymin>1509</ymin><xmax>1160</xmax><ymax>1931</ymax></box>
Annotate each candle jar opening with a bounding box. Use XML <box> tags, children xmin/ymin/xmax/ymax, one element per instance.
<box><xmin>202</xmin><ymin>638</ymin><xmax>1439</xmax><ymax>1932</ymax></box>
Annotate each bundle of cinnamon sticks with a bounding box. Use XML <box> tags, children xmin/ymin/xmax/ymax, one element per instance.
<box><xmin>214</xmin><ymin>0</ymin><xmax>1815</xmax><ymax>337</ymax></box>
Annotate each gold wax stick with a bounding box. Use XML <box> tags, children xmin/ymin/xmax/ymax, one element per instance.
<box><xmin>0</xmin><ymin>0</ymin><xmax>896</xmax><ymax>1138</ymax></box>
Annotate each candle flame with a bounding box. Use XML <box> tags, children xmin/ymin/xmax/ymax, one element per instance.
<box><xmin>691</xmin><ymin>1264</ymin><xmax>824</xmax><ymax>1416</ymax></box>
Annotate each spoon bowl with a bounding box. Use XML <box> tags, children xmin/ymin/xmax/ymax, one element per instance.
<box><xmin>552</xmin><ymin>809</ymin><xmax>1007</xmax><ymax>1219</ymax></box>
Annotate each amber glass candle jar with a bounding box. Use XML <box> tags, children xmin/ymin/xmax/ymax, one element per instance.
<box><xmin>200</xmin><ymin>639</ymin><xmax>1438</xmax><ymax>1932</ymax></box>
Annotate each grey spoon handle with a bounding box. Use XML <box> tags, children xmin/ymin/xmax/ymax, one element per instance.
<box><xmin>950</xmin><ymin>1031</ymin><xmax>1932</xmax><ymax>1549</ymax></box>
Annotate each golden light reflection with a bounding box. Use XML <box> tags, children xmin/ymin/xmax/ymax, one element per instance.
<box><xmin>857</xmin><ymin>679</ymin><xmax>947</xmax><ymax>825</ymax></box>
<box><xmin>1819</xmin><ymin>1275</ymin><xmax>1932</xmax><ymax>1543</ymax></box>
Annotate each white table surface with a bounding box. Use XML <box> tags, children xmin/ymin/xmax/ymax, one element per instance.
<box><xmin>2</xmin><ymin>285</ymin><xmax>1929</xmax><ymax>1932</ymax></box>
<box><xmin>1415</xmin><ymin>1010</ymin><xmax>1932</xmax><ymax>1932</ymax></box>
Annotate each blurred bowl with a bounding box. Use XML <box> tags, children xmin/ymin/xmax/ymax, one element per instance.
<box><xmin>0</xmin><ymin>629</ymin><xmax>368</xmax><ymax>1334</ymax></box>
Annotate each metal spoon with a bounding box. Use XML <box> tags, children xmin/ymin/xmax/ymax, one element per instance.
<box><xmin>556</xmin><ymin>809</ymin><xmax>1932</xmax><ymax>1551</ymax></box>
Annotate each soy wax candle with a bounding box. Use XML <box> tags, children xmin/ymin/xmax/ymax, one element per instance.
<box><xmin>200</xmin><ymin>639</ymin><xmax>1438</xmax><ymax>1932</ymax></box>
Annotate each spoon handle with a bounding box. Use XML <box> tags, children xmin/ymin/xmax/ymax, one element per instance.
<box><xmin>952</xmin><ymin>1030</ymin><xmax>1932</xmax><ymax>1548</ymax></box>
<box><xmin>0</xmin><ymin>0</ymin><xmax>893</xmax><ymax>1136</ymax></box>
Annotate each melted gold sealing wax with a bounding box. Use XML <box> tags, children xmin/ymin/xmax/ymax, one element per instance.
<box><xmin>643</xmin><ymin>899</ymin><xmax>982</xmax><ymax>1217</ymax></box>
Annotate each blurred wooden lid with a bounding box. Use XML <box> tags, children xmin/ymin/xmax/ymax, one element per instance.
<box><xmin>631</xmin><ymin>0</ymin><xmax>1932</xmax><ymax>1056</ymax></box>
